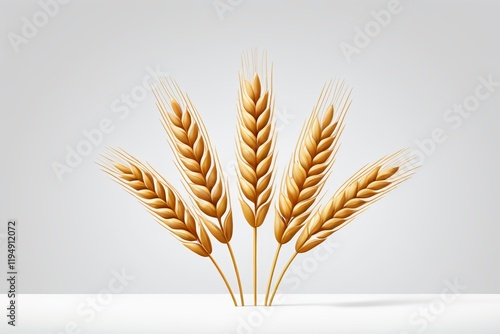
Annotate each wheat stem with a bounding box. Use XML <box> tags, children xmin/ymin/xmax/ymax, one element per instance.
<box><xmin>226</xmin><ymin>243</ymin><xmax>245</xmax><ymax>306</ymax></box>
<box><xmin>264</xmin><ymin>244</ymin><xmax>281</xmax><ymax>306</ymax></box>
<box><xmin>268</xmin><ymin>252</ymin><xmax>298</xmax><ymax>306</ymax></box>
<box><xmin>253</xmin><ymin>227</ymin><xmax>257</xmax><ymax>306</ymax></box>
<box><xmin>209</xmin><ymin>255</ymin><xmax>238</xmax><ymax>306</ymax></box>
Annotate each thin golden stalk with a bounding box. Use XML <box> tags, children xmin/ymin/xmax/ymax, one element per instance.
<box><xmin>209</xmin><ymin>255</ymin><xmax>237</xmax><ymax>307</ymax></box>
<box><xmin>264</xmin><ymin>244</ymin><xmax>281</xmax><ymax>306</ymax></box>
<box><xmin>267</xmin><ymin>252</ymin><xmax>297</xmax><ymax>306</ymax></box>
<box><xmin>253</xmin><ymin>227</ymin><xmax>257</xmax><ymax>306</ymax></box>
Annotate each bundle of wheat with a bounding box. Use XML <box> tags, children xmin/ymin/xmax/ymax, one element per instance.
<box><xmin>100</xmin><ymin>50</ymin><xmax>417</xmax><ymax>307</ymax></box>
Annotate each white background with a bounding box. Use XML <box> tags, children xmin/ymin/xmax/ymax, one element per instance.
<box><xmin>1</xmin><ymin>0</ymin><xmax>499</xmax><ymax>295</ymax></box>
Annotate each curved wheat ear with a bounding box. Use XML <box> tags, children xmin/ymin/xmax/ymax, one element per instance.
<box><xmin>99</xmin><ymin>149</ymin><xmax>237</xmax><ymax>306</ymax></box>
<box><xmin>152</xmin><ymin>77</ymin><xmax>233</xmax><ymax>244</ymax></box>
<box><xmin>264</xmin><ymin>79</ymin><xmax>351</xmax><ymax>305</ymax></box>
<box><xmin>236</xmin><ymin>50</ymin><xmax>276</xmax><ymax>305</ymax></box>
<box><xmin>152</xmin><ymin>77</ymin><xmax>245</xmax><ymax>306</ymax></box>
<box><xmin>268</xmin><ymin>150</ymin><xmax>417</xmax><ymax>305</ymax></box>
<box><xmin>295</xmin><ymin>150</ymin><xmax>415</xmax><ymax>253</ymax></box>
<box><xmin>101</xmin><ymin>149</ymin><xmax>212</xmax><ymax>256</ymax></box>
<box><xmin>275</xmin><ymin>79</ymin><xmax>351</xmax><ymax>244</ymax></box>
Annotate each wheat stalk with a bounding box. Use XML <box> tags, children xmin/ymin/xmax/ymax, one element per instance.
<box><xmin>264</xmin><ymin>79</ymin><xmax>351</xmax><ymax>305</ymax></box>
<box><xmin>99</xmin><ymin>149</ymin><xmax>237</xmax><ymax>306</ymax></box>
<box><xmin>236</xmin><ymin>51</ymin><xmax>277</xmax><ymax>305</ymax></box>
<box><xmin>267</xmin><ymin>150</ymin><xmax>416</xmax><ymax>305</ymax></box>
<box><xmin>151</xmin><ymin>77</ymin><xmax>244</xmax><ymax>306</ymax></box>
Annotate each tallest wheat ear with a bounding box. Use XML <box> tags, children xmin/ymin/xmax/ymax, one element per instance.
<box><xmin>152</xmin><ymin>77</ymin><xmax>244</xmax><ymax>306</ymax></box>
<box><xmin>236</xmin><ymin>52</ymin><xmax>277</xmax><ymax>305</ymax></box>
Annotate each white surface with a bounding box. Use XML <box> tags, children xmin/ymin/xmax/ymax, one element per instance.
<box><xmin>1</xmin><ymin>294</ymin><xmax>499</xmax><ymax>333</ymax></box>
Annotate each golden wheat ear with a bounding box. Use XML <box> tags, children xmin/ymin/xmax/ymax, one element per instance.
<box><xmin>151</xmin><ymin>77</ymin><xmax>244</xmax><ymax>306</ymax></box>
<box><xmin>236</xmin><ymin>50</ymin><xmax>277</xmax><ymax>305</ymax></box>
<box><xmin>99</xmin><ymin>149</ymin><xmax>237</xmax><ymax>306</ymax></box>
<box><xmin>264</xmin><ymin>79</ymin><xmax>351</xmax><ymax>305</ymax></box>
<box><xmin>275</xmin><ymin>79</ymin><xmax>351</xmax><ymax>244</ymax></box>
<box><xmin>295</xmin><ymin>149</ymin><xmax>416</xmax><ymax>253</ymax></box>
<box><xmin>152</xmin><ymin>77</ymin><xmax>233</xmax><ymax>243</ymax></box>
<box><xmin>267</xmin><ymin>150</ymin><xmax>418</xmax><ymax>305</ymax></box>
